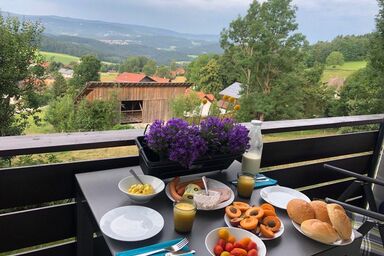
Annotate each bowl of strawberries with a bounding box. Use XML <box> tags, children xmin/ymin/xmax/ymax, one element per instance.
<box><xmin>205</xmin><ymin>227</ymin><xmax>266</xmax><ymax>256</ymax></box>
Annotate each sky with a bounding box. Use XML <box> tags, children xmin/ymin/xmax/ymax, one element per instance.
<box><xmin>0</xmin><ymin>0</ymin><xmax>379</xmax><ymax>42</ymax></box>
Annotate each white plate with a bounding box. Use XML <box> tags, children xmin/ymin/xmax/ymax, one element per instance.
<box><xmin>260</xmin><ymin>186</ymin><xmax>310</xmax><ymax>209</ymax></box>
<box><xmin>99</xmin><ymin>206</ymin><xmax>164</xmax><ymax>241</ymax></box>
<box><xmin>291</xmin><ymin>221</ymin><xmax>355</xmax><ymax>246</ymax></box>
<box><xmin>205</xmin><ymin>227</ymin><xmax>266</xmax><ymax>256</ymax></box>
<box><xmin>165</xmin><ymin>177</ymin><xmax>234</xmax><ymax>210</ymax></box>
<box><xmin>224</xmin><ymin>214</ymin><xmax>284</xmax><ymax>240</ymax></box>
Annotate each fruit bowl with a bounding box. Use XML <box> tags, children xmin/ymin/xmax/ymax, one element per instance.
<box><xmin>118</xmin><ymin>175</ymin><xmax>165</xmax><ymax>203</ymax></box>
<box><xmin>205</xmin><ymin>227</ymin><xmax>266</xmax><ymax>256</ymax></box>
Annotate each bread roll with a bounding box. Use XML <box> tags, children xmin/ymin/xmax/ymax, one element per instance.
<box><xmin>287</xmin><ymin>199</ymin><xmax>315</xmax><ymax>224</ymax></box>
<box><xmin>310</xmin><ymin>200</ymin><xmax>331</xmax><ymax>224</ymax></box>
<box><xmin>327</xmin><ymin>203</ymin><xmax>352</xmax><ymax>240</ymax></box>
<box><xmin>301</xmin><ymin>219</ymin><xmax>340</xmax><ymax>244</ymax></box>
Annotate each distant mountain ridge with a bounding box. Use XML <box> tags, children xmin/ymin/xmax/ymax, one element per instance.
<box><xmin>1</xmin><ymin>11</ymin><xmax>222</xmax><ymax>64</ymax></box>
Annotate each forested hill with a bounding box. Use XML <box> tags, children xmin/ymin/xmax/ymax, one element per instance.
<box><xmin>1</xmin><ymin>11</ymin><xmax>222</xmax><ymax>64</ymax></box>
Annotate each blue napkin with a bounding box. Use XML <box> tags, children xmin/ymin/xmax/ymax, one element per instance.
<box><xmin>116</xmin><ymin>238</ymin><xmax>192</xmax><ymax>256</ymax></box>
<box><xmin>231</xmin><ymin>173</ymin><xmax>277</xmax><ymax>189</ymax></box>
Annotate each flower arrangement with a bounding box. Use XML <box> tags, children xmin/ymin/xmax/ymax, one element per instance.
<box><xmin>145</xmin><ymin>117</ymin><xmax>249</xmax><ymax>168</ymax></box>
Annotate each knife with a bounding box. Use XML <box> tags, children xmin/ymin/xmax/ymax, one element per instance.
<box><xmin>165</xmin><ymin>250</ymin><xmax>196</xmax><ymax>256</ymax></box>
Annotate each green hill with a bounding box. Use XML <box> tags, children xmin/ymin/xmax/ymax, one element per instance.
<box><xmin>322</xmin><ymin>61</ymin><xmax>367</xmax><ymax>83</ymax></box>
<box><xmin>40</xmin><ymin>51</ymin><xmax>80</xmax><ymax>65</ymax></box>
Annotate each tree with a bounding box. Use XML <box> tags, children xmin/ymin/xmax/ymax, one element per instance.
<box><xmin>221</xmin><ymin>0</ymin><xmax>305</xmax><ymax>120</ymax></box>
<box><xmin>51</xmin><ymin>72</ymin><xmax>68</xmax><ymax>98</ymax></box>
<box><xmin>198</xmin><ymin>59</ymin><xmax>222</xmax><ymax>95</ymax></box>
<box><xmin>186</xmin><ymin>54</ymin><xmax>217</xmax><ymax>86</ymax></box>
<box><xmin>143</xmin><ymin>60</ymin><xmax>157</xmax><ymax>76</ymax></box>
<box><xmin>70</xmin><ymin>55</ymin><xmax>101</xmax><ymax>92</ymax></box>
<box><xmin>0</xmin><ymin>15</ymin><xmax>44</xmax><ymax>136</ymax></box>
<box><xmin>326</xmin><ymin>51</ymin><xmax>344</xmax><ymax>67</ymax></box>
<box><xmin>119</xmin><ymin>56</ymin><xmax>151</xmax><ymax>73</ymax></box>
<box><xmin>156</xmin><ymin>65</ymin><xmax>171</xmax><ymax>79</ymax></box>
<box><xmin>170</xmin><ymin>92</ymin><xmax>201</xmax><ymax>118</ymax></box>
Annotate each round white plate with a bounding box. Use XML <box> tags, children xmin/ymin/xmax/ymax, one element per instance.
<box><xmin>260</xmin><ymin>186</ymin><xmax>310</xmax><ymax>209</ymax></box>
<box><xmin>224</xmin><ymin>214</ymin><xmax>284</xmax><ymax>240</ymax></box>
<box><xmin>165</xmin><ymin>177</ymin><xmax>234</xmax><ymax>210</ymax></box>
<box><xmin>205</xmin><ymin>227</ymin><xmax>266</xmax><ymax>256</ymax></box>
<box><xmin>99</xmin><ymin>206</ymin><xmax>164</xmax><ymax>241</ymax></box>
<box><xmin>291</xmin><ymin>221</ymin><xmax>355</xmax><ymax>246</ymax></box>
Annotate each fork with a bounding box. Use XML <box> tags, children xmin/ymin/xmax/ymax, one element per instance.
<box><xmin>135</xmin><ymin>238</ymin><xmax>189</xmax><ymax>256</ymax></box>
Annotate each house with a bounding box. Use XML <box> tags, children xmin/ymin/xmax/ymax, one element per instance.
<box><xmin>58</xmin><ymin>68</ymin><xmax>74</xmax><ymax>79</ymax></box>
<box><xmin>185</xmin><ymin>88</ymin><xmax>215</xmax><ymax>117</ymax></box>
<box><xmin>170</xmin><ymin>67</ymin><xmax>185</xmax><ymax>77</ymax></box>
<box><xmin>77</xmin><ymin>81</ymin><xmax>192</xmax><ymax>123</ymax></box>
<box><xmin>115</xmin><ymin>72</ymin><xmax>170</xmax><ymax>83</ymax></box>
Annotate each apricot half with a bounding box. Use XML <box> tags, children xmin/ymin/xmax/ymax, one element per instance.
<box><xmin>240</xmin><ymin>216</ymin><xmax>259</xmax><ymax>230</ymax></box>
<box><xmin>225</xmin><ymin>205</ymin><xmax>241</xmax><ymax>218</ymax></box>
<box><xmin>232</xmin><ymin>201</ymin><xmax>251</xmax><ymax>212</ymax></box>
<box><xmin>260</xmin><ymin>224</ymin><xmax>275</xmax><ymax>238</ymax></box>
<box><xmin>262</xmin><ymin>216</ymin><xmax>281</xmax><ymax>232</ymax></box>
<box><xmin>245</xmin><ymin>207</ymin><xmax>264</xmax><ymax>220</ymax></box>
<box><xmin>230</xmin><ymin>217</ymin><xmax>244</xmax><ymax>226</ymax></box>
<box><xmin>260</xmin><ymin>203</ymin><xmax>275</xmax><ymax>212</ymax></box>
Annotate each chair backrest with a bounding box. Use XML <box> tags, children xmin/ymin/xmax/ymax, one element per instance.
<box><xmin>373</xmin><ymin>136</ymin><xmax>384</xmax><ymax>213</ymax></box>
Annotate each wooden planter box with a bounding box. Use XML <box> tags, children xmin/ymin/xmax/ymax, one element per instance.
<box><xmin>135</xmin><ymin>136</ymin><xmax>240</xmax><ymax>179</ymax></box>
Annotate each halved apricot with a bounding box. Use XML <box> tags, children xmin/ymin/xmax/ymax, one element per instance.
<box><xmin>230</xmin><ymin>217</ymin><xmax>244</xmax><ymax>226</ymax></box>
<box><xmin>240</xmin><ymin>216</ymin><xmax>258</xmax><ymax>230</ymax></box>
<box><xmin>233</xmin><ymin>201</ymin><xmax>251</xmax><ymax>212</ymax></box>
<box><xmin>262</xmin><ymin>216</ymin><xmax>281</xmax><ymax>232</ymax></box>
<box><xmin>263</xmin><ymin>209</ymin><xmax>277</xmax><ymax>217</ymax></box>
<box><xmin>245</xmin><ymin>207</ymin><xmax>264</xmax><ymax>220</ymax></box>
<box><xmin>260</xmin><ymin>203</ymin><xmax>275</xmax><ymax>212</ymax></box>
<box><xmin>260</xmin><ymin>224</ymin><xmax>275</xmax><ymax>238</ymax></box>
<box><xmin>225</xmin><ymin>205</ymin><xmax>242</xmax><ymax>218</ymax></box>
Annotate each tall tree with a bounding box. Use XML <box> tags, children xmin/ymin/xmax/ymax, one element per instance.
<box><xmin>198</xmin><ymin>59</ymin><xmax>222</xmax><ymax>95</ymax></box>
<box><xmin>119</xmin><ymin>56</ymin><xmax>151</xmax><ymax>73</ymax></box>
<box><xmin>70</xmin><ymin>55</ymin><xmax>100</xmax><ymax>92</ymax></box>
<box><xmin>221</xmin><ymin>0</ymin><xmax>305</xmax><ymax>120</ymax></box>
<box><xmin>0</xmin><ymin>15</ymin><xmax>44</xmax><ymax>136</ymax></box>
<box><xmin>51</xmin><ymin>72</ymin><xmax>68</xmax><ymax>98</ymax></box>
<box><xmin>326</xmin><ymin>51</ymin><xmax>344</xmax><ymax>67</ymax></box>
<box><xmin>156</xmin><ymin>65</ymin><xmax>171</xmax><ymax>79</ymax></box>
<box><xmin>143</xmin><ymin>59</ymin><xmax>157</xmax><ymax>76</ymax></box>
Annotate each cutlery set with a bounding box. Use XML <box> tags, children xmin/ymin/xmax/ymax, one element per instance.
<box><xmin>135</xmin><ymin>238</ymin><xmax>193</xmax><ymax>256</ymax></box>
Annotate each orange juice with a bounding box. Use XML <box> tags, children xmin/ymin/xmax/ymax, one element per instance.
<box><xmin>237</xmin><ymin>174</ymin><xmax>255</xmax><ymax>198</ymax></box>
<box><xmin>173</xmin><ymin>202</ymin><xmax>196</xmax><ymax>233</ymax></box>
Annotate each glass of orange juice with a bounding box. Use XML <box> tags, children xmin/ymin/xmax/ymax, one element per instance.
<box><xmin>237</xmin><ymin>173</ymin><xmax>255</xmax><ymax>198</ymax></box>
<box><xmin>173</xmin><ymin>200</ymin><xmax>197</xmax><ymax>233</ymax></box>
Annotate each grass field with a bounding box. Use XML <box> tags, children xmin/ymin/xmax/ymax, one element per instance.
<box><xmin>321</xmin><ymin>61</ymin><xmax>367</xmax><ymax>83</ymax></box>
<box><xmin>100</xmin><ymin>72</ymin><xmax>119</xmax><ymax>81</ymax></box>
<box><xmin>40</xmin><ymin>51</ymin><xmax>80</xmax><ymax>65</ymax></box>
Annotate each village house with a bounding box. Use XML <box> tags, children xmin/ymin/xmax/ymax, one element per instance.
<box><xmin>76</xmin><ymin>81</ymin><xmax>192</xmax><ymax>123</ymax></box>
<box><xmin>115</xmin><ymin>72</ymin><xmax>170</xmax><ymax>83</ymax></box>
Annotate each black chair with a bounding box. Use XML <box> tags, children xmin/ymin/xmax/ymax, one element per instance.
<box><xmin>324</xmin><ymin>164</ymin><xmax>384</xmax><ymax>255</ymax></box>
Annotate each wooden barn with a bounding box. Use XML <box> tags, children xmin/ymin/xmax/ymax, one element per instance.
<box><xmin>76</xmin><ymin>81</ymin><xmax>192</xmax><ymax>123</ymax></box>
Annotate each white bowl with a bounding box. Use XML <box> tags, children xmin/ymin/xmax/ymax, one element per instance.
<box><xmin>118</xmin><ymin>175</ymin><xmax>165</xmax><ymax>203</ymax></box>
<box><xmin>205</xmin><ymin>227</ymin><xmax>266</xmax><ymax>256</ymax></box>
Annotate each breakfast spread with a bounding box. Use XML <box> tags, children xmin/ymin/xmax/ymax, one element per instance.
<box><xmin>127</xmin><ymin>183</ymin><xmax>154</xmax><ymax>195</ymax></box>
<box><xmin>287</xmin><ymin>199</ymin><xmax>352</xmax><ymax>244</ymax></box>
<box><xmin>213</xmin><ymin>228</ymin><xmax>259</xmax><ymax>256</ymax></box>
<box><xmin>168</xmin><ymin>177</ymin><xmax>233</xmax><ymax>210</ymax></box>
<box><xmin>225</xmin><ymin>202</ymin><xmax>283</xmax><ymax>239</ymax></box>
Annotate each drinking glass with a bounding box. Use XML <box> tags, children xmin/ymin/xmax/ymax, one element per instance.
<box><xmin>237</xmin><ymin>173</ymin><xmax>255</xmax><ymax>198</ymax></box>
<box><xmin>173</xmin><ymin>200</ymin><xmax>197</xmax><ymax>233</ymax></box>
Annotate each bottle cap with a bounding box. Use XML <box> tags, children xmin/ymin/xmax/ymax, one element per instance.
<box><xmin>251</xmin><ymin>120</ymin><xmax>262</xmax><ymax>125</ymax></box>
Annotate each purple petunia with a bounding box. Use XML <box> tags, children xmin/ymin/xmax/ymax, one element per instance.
<box><xmin>144</xmin><ymin>117</ymin><xmax>249</xmax><ymax>168</ymax></box>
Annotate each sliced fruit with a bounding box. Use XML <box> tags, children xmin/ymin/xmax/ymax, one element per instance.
<box><xmin>225</xmin><ymin>205</ymin><xmax>242</xmax><ymax>219</ymax></box>
<box><xmin>230</xmin><ymin>217</ymin><xmax>244</xmax><ymax>226</ymax></box>
<box><xmin>262</xmin><ymin>216</ymin><xmax>281</xmax><ymax>232</ymax></box>
<box><xmin>240</xmin><ymin>216</ymin><xmax>259</xmax><ymax>230</ymax></box>
<box><xmin>245</xmin><ymin>207</ymin><xmax>264</xmax><ymax>220</ymax></box>
<box><xmin>263</xmin><ymin>209</ymin><xmax>277</xmax><ymax>217</ymax></box>
<box><xmin>260</xmin><ymin>203</ymin><xmax>275</xmax><ymax>212</ymax></box>
<box><xmin>233</xmin><ymin>201</ymin><xmax>251</xmax><ymax>212</ymax></box>
<box><xmin>260</xmin><ymin>224</ymin><xmax>275</xmax><ymax>238</ymax></box>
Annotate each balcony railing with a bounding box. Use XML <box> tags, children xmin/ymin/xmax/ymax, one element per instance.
<box><xmin>0</xmin><ymin>114</ymin><xmax>383</xmax><ymax>256</ymax></box>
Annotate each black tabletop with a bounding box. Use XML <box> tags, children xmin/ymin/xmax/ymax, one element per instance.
<box><xmin>75</xmin><ymin>161</ymin><xmax>362</xmax><ymax>256</ymax></box>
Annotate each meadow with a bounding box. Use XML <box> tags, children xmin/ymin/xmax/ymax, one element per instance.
<box><xmin>321</xmin><ymin>61</ymin><xmax>367</xmax><ymax>83</ymax></box>
<box><xmin>40</xmin><ymin>51</ymin><xmax>80</xmax><ymax>65</ymax></box>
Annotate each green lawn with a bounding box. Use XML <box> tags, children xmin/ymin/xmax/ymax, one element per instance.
<box><xmin>100</xmin><ymin>72</ymin><xmax>119</xmax><ymax>81</ymax></box>
<box><xmin>40</xmin><ymin>51</ymin><xmax>80</xmax><ymax>65</ymax></box>
<box><xmin>24</xmin><ymin>107</ymin><xmax>55</xmax><ymax>134</ymax></box>
<box><xmin>321</xmin><ymin>61</ymin><xmax>367</xmax><ymax>83</ymax></box>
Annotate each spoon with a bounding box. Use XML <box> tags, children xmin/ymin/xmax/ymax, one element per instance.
<box><xmin>129</xmin><ymin>169</ymin><xmax>144</xmax><ymax>184</ymax></box>
<box><xmin>202</xmin><ymin>176</ymin><xmax>209</xmax><ymax>195</ymax></box>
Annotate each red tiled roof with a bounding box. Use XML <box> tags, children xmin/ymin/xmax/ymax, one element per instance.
<box><xmin>115</xmin><ymin>73</ymin><xmax>154</xmax><ymax>83</ymax></box>
<box><xmin>185</xmin><ymin>88</ymin><xmax>215</xmax><ymax>102</ymax></box>
<box><xmin>170</xmin><ymin>67</ymin><xmax>186</xmax><ymax>77</ymax></box>
<box><xmin>151</xmin><ymin>76</ymin><xmax>170</xmax><ymax>83</ymax></box>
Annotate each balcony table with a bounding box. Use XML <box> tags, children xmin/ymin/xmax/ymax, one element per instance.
<box><xmin>75</xmin><ymin>161</ymin><xmax>363</xmax><ymax>256</ymax></box>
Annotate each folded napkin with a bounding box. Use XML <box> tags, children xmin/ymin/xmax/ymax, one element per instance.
<box><xmin>231</xmin><ymin>173</ymin><xmax>277</xmax><ymax>189</ymax></box>
<box><xmin>116</xmin><ymin>238</ymin><xmax>192</xmax><ymax>256</ymax></box>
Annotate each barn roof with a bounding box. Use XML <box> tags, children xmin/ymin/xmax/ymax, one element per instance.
<box><xmin>219</xmin><ymin>82</ymin><xmax>242</xmax><ymax>99</ymax></box>
<box><xmin>76</xmin><ymin>81</ymin><xmax>193</xmax><ymax>102</ymax></box>
<box><xmin>115</xmin><ymin>73</ymin><xmax>155</xmax><ymax>83</ymax></box>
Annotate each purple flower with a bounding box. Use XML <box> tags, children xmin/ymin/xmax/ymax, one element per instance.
<box><xmin>228</xmin><ymin>124</ymin><xmax>250</xmax><ymax>154</ymax></box>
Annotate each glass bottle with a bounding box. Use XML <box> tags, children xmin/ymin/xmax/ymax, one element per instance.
<box><xmin>241</xmin><ymin>120</ymin><xmax>263</xmax><ymax>175</ymax></box>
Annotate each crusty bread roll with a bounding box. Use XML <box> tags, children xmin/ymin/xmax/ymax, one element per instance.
<box><xmin>301</xmin><ymin>219</ymin><xmax>340</xmax><ymax>244</ymax></box>
<box><xmin>287</xmin><ymin>199</ymin><xmax>315</xmax><ymax>224</ymax></box>
<box><xmin>327</xmin><ymin>203</ymin><xmax>352</xmax><ymax>240</ymax></box>
<box><xmin>310</xmin><ymin>200</ymin><xmax>331</xmax><ymax>224</ymax></box>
